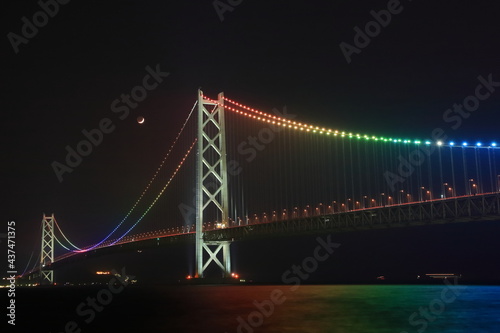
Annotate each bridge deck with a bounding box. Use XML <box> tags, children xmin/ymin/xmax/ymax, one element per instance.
<box><xmin>23</xmin><ymin>193</ymin><xmax>499</xmax><ymax>278</ymax></box>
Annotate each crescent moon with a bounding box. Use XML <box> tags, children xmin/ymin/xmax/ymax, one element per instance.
<box><xmin>137</xmin><ymin>117</ymin><xmax>145</xmax><ymax>124</ymax></box>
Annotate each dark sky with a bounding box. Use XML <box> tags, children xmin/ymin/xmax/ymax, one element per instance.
<box><xmin>2</xmin><ymin>0</ymin><xmax>500</xmax><ymax>282</ymax></box>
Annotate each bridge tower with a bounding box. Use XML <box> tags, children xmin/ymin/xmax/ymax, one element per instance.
<box><xmin>40</xmin><ymin>213</ymin><xmax>55</xmax><ymax>284</ymax></box>
<box><xmin>195</xmin><ymin>90</ymin><xmax>232</xmax><ymax>278</ymax></box>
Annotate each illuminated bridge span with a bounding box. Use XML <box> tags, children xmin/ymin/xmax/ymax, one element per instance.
<box><xmin>22</xmin><ymin>90</ymin><xmax>500</xmax><ymax>284</ymax></box>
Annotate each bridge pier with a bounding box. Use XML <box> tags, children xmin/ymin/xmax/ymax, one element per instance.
<box><xmin>197</xmin><ymin>241</ymin><xmax>232</xmax><ymax>277</ymax></box>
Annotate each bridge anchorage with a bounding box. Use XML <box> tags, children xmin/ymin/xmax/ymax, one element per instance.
<box><xmin>194</xmin><ymin>90</ymin><xmax>234</xmax><ymax>280</ymax></box>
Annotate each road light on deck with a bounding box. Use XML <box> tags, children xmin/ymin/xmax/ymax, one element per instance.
<box><xmin>442</xmin><ymin>182</ymin><xmax>448</xmax><ymax>199</ymax></box>
<box><xmin>419</xmin><ymin>187</ymin><xmax>425</xmax><ymax>201</ymax></box>
<box><xmin>448</xmin><ymin>186</ymin><xmax>454</xmax><ymax>197</ymax></box>
<box><xmin>398</xmin><ymin>190</ymin><xmax>404</xmax><ymax>204</ymax></box>
<box><xmin>468</xmin><ymin>179</ymin><xmax>475</xmax><ymax>195</ymax></box>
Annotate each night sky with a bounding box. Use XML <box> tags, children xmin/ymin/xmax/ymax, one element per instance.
<box><xmin>3</xmin><ymin>0</ymin><xmax>500</xmax><ymax>283</ymax></box>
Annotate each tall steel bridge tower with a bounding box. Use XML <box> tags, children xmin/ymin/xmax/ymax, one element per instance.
<box><xmin>195</xmin><ymin>90</ymin><xmax>232</xmax><ymax>278</ymax></box>
<box><xmin>40</xmin><ymin>213</ymin><xmax>55</xmax><ymax>284</ymax></box>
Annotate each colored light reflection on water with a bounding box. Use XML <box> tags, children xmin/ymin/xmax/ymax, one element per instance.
<box><xmin>17</xmin><ymin>284</ymin><xmax>500</xmax><ymax>333</ymax></box>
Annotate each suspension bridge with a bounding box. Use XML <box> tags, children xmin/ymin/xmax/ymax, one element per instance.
<box><xmin>19</xmin><ymin>90</ymin><xmax>500</xmax><ymax>284</ymax></box>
